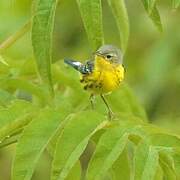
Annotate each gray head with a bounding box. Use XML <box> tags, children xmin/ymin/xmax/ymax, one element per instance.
<box><xmin>95</xmin><ymin>44</ymin><xmax>123</xmax><ymax>64</ymax></box>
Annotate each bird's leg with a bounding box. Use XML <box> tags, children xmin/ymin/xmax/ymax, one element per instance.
<box><xmin>100</xmin><ymin>94</ymin><xmax>114</xmax><ymax>120</ymax></box>
<box><xmin>89</xmin><ymin>94</ymin><xmax>95</xmax><ymax>109</ymax></box>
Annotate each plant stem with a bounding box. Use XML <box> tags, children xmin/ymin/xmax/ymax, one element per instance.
<box><xmin>0</xmin><ymin>20</ymin><xmax>31</xmax><ymax>53</ymax></box>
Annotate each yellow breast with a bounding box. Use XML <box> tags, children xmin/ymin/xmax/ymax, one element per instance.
<box><xmin>80</xmin><ymin>56</ymin><xmax>125</xmax><ymax>94</ymax></box>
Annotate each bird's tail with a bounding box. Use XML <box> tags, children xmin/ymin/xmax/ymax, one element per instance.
<box><xmin>64</xmin><ymin>58</ymin><xmax>86</xmax><ymax>73</ymax></box>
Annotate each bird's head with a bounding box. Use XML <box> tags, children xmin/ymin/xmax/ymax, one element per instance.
<box><xmin>94</xmin><ymin>44</ymin><xmax>123</xmax><ymax>64</ymax></box>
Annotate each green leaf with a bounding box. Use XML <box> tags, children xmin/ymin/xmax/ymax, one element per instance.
<box><xmin>32</xmin><ymin>0</ymin><xmax>59</xmax><ymax>95</ymax></box>
<box><xmin>76</xmin><ymin>0</ymin><xmax>104</xmax><ymax>50</ymax></box>
<box><xmin>154</xmin><ymin>165</ymin><xmax>163</xmax><ymax>180</ymax></box>
<box><xmin>149</xmin><ymin>6</ymin><xmax>162</xmax><ymax>32</ymax></box>
<box><xmin>0</xmin><ymin>114</ymin><xmax>32</xmax><ymax>148</ymax></box>
<box><xmin>0</xmin><ymin>78</ymin><xmax>49</xmax><ymax>106</ymax></box>
<box><xmin>107</xmin><ymin>0</ymin><xmax>129</xmax><ymax>52</ymax></box>
<box><xmin>0</xmin><ymin>89</ymin><xmax>15</xmax><ymax>106</ymax></box>
<box><xmin>141</xmin><ymin>1</ymin><xmax>162</xmax><ymax>32</ymax></box>
<box><xmin>47</xmin><ymin>114</ymin><xmax>73</xmax><ymax>157</ymax></box>
<box><xmin>159</xmin><ymin>152</ymin><xmax>177</xmax><ymax>180</ymax></box>
<box><xmin>66</xmin><ymin>161</ymin><xmax>81</xmax><ymax>180</ymax></box>
<box><xmin>110</xmin><ymin>149</ymin><xmax>131</xmax><ymax>180</ymax></box>
<box><xmin>134</xmin><ymin>134</ymin><xmax>180</xmax><ymax>179</ymax></box>
<box><xmin>0</xmin><ymin>100</ymin><xmax>34</xmax><ymax>130</ymax></box>
<box><xmin>12</xmin><ymin>108</ymin><xmax>63</xmax><ymax>180</ymax></box>
<box><xmin>149</xmin><ymin>0</ymin><xmax>156</xmax><ymax>13</ymax></box>
<box><xmin>149</xmin><ymin>133</ymin><xmax>180</xmax><ymax>148</ymax></box>
<box><xmin>142</xmin><ymin>0</ymin><xmax>157</xmax><ymax>14</ymax></box>
<box><xmin>0</xmin><ymin>55</ymin><xmax>9</xmax><ymax>66</ymax></box>
<box><xmin>173</xmin><ymin>149</ymin><xmax>180</xmax><ymax>179</ymax></box>
<box><xmin>134</xmin><ymin>141</ymin><xmax>158</xmax><ymax>180</ymax></box>
<box><xmin>0</xmin><ymin>100</ymin><xmax>35</xmax><ymax>147</ymax></box>
<box><xmin>160</xmin><ymin>160</ymin><xmax>176</xmax><ymax>179</ymax></box>
<box><xmin>87</xmin><ymin>126</ymin><xmax>129</xmax><ymax>180</ymax></box>
<box><xmin>172</xmin><ymin>0</ymin><xmax>180</xmax><ymax>9</ymax></box>
<box><xmin>141</xmin><ymin>146</ymin><xmax>159</xmax><ymax>180</ymax></box>
<box><xmin>51</xmin><ymin>111</ymin><xmax>107</xmax><ymax>180</ymax></box>
<box><xmin>109</xmin><ymin>84</ymin><xmax>147</xmax><ymax>121</ymax></box>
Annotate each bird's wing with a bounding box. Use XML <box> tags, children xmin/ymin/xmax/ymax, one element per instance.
<box><xmin>83</xmin><ymin>60</ymin><xmax>94</xmax><ymax>74</ymax></box>
<box><xmin>64</xmin><ymin>59</ymin><xmax>94</xmax><ymax>74</ymax></box>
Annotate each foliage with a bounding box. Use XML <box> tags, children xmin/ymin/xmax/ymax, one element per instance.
<box><xmin>0</xmin><ymin>0</ymin><xmax>180</xmax><ymax>180</ymax></box>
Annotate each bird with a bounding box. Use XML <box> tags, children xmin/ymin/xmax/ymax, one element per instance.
<box><xmin>64</xmin><ymin>44</ymin><xmax>125</xmax><ymax>120</ymax></box>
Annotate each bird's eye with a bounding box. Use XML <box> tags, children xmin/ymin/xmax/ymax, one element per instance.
<box><xmin>106</xmin><ymin>55</ymin><xmax>112</xmax><ymax>59</ymax></box>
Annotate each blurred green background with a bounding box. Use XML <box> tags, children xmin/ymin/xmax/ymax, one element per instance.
<box><xmin>0</xmin><ymin>0</ymin><xmax>180</xmax><ymax>179</ymax></box>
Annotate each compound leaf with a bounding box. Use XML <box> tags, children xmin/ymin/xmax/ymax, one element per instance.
<box><xmin>87</xmin><ymin>126</ymin><xmax>129</xmax><ymax>180</ymax></box>
<box><xmin>51</xmin><ymin>111</ymin><xmax>107</xmax><ymax>180</ymax></box>
<box><xmin>12</xmin><ymin>108</ymin><xmax>63</xmax><ymax>180</ymax></box>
